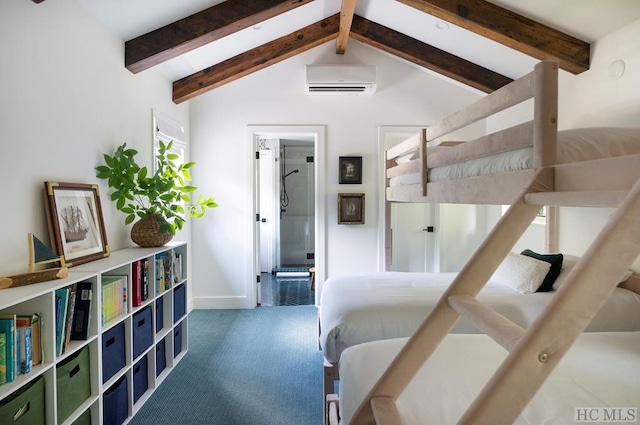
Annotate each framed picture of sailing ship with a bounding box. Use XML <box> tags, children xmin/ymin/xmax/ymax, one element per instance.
<box><xmin>44</xmin><ymin>182</ymin><xmax>109</xmax><ymax>266</ymax></box>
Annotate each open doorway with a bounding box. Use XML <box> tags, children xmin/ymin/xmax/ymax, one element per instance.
<box><xmin>248</xmin><ymin>126</ymin><xmax>326</xmax><ymax>307</ymax></box>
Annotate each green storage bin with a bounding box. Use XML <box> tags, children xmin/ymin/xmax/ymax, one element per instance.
<box><xmin>56</xmin><ymin>346</ymin><xmax>91</xmax><ymax>424</ymax></box>
<box><xmin>71</xmin><ymin>408</ymin><xmax>91</xmax><ymax>425</ymax></box>
<box><xmin>0</xmin><ymin>376</ymin><xmax>45</xmax><ymax>425</ymax></box>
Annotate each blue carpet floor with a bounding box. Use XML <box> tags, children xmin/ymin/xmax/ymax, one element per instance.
<box><xmin>130</xmin><ymin>306</ymin><xmax>324</xmax><ymax>425</ymax></box>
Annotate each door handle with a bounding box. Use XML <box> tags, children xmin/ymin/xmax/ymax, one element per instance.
<box><xmin>422</xmin><ymin>226</ymin><xmax>434</xmax><ymax>232</ymax></box>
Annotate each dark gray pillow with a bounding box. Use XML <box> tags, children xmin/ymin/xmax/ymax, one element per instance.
<box><xmin>520</xmin><ymin>249</ymin><xmax>563</xmax><ymax>292</ymax></box>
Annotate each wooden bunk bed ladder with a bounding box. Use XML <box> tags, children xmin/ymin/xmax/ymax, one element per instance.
<box><xmin>352</xmin><ymin>172</ymin><xmax>640</xmax><ymax>425</ymax></box>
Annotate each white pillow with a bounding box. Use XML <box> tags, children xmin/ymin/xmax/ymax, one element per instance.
<box><xmin>491</xmin><ymin>252</ymin><xmax>551</xmax><ymax>294</ymax></box>
<box><xmin>552</xmin><ymin>254</ymin><xmax>633</xmax><ymax>290</ymax></box>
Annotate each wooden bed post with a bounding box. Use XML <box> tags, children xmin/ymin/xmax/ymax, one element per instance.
<box><xmin>420</xmin><ymin>128</ymin><xmax>428</xmax><ymax>196</ymax></box>
<box><xmin>532</xmin><ymin>60</ymin><xmax>558</xmax><ymax>169</ymax></box>
<box><xmin>545</xmin><ymin>205</ymin><xmax>558</xmax><ymax>253</ymax></box>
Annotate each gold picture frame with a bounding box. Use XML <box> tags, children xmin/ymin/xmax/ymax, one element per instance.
<box><xmin>44</xmin><ymin>182</ymin><xmax>110</xmax><ymax>267</ymax></box>
<box><xmin>338</xmin><ymin>193</ymin><xmax>365</xmax><ymax>224</ymax></box>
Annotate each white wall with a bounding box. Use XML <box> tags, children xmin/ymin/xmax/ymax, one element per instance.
<box><xmin>189</xmin><ymin>41</ymin><xmax>483</xmax><ymax>308</ymax></box>
<box><xmin>0</xmin><ymin>1</ymin><xmax>191</xmax><ymax>281</ymax></box>
<box><xmin>557</xmin><ymin>20</ymin><xmax>640</xmax><ymax>272</ymax></box>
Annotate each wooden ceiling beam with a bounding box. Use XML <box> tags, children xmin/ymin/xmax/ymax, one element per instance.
<box><xmin>125</xmin><ymin>0</ymin><xmax>313</xmax><ymax>74</ymax></box>
<box><xmin>172</xmin><ymin>14</ymin><xmax>340</xmax><ymax>104</ymax></box>
<box><xmin>396</xmin><ymin>0</ymin><xmax>590</xmax><ymax>74</ymax></box>
<box><xmin>350</xmin><ymin>15</ymin><xmax>512</xmax><ymax>93</ymax></box>
<box><xmin>336</xmin><ymin>0</ymin><xmax>357</xmax><ymax>54</ymax></box>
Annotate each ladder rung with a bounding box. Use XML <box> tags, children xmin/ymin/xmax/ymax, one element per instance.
<box><xmin>524</xmin><ymin>190</ymin><xmax>628</xmax><ymax>207</ymax></box>
<box><xmin>371</xmin><ymin>397</ymin><xmax>403</xmax><ymax>425</ymax></box>
<box><xmin>448</xmin><ymin>294</ymin><xmax>525</xmax><ymax>351</ymax></box>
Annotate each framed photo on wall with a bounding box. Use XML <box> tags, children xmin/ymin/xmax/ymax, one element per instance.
<box><xmin>339</xmin><ymin>156</ymin><xmax>362</xmax><ymax>184</ymax></box>
<box><xmin>44</xmin><ymin>181</ymin><xmax>110</xmax><ymax>267</ymax></box>
<box><xmin>338</xmin><ymin>193</ymin><xmax>365</xmax><ymax>224</ymax></box>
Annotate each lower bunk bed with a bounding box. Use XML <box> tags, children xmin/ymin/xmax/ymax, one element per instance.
<box><xmin>333</xmin><ymin>331</ymin><xmax>640</xmax><ymax>425</ymax></box>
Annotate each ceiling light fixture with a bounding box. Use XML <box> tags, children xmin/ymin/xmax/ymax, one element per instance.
<box><xmin>436</xmin><ymin>21</ymin><xmax>449</xmax><ymax>30</ymax></box>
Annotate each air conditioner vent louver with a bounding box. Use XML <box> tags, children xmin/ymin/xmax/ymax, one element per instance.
<box><xmin>305</xmin><ymin>65</ymin><xmax>376</xmax><ymax>95</ymax></box>
<box><xmin>308</xmin><ymin>85</ymin><xmax>369</xmax><ymax>93</ymax></box>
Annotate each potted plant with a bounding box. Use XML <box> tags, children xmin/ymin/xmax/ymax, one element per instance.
<box><xmin>96</xmin><ymin>141</ymin><xmax>218</xmax><ymax>247</ymax></box>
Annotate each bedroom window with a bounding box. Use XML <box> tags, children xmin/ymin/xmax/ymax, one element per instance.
<box><xmin>152</xmin><ymin>110</ymin><xmax>186</xmax><ymax>171</ymax></box>
<box><xmin>152</xmin><ymin>110</ymin><xmax>188</xmax><ymax>221</ymax></box>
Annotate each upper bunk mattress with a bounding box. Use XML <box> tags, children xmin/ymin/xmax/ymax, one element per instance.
<box><xmin>389</xmin><ymin>127</ymin><xmax>640</xmax><ymax>186</ymax></box>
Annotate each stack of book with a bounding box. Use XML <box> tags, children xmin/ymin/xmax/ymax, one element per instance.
<box><xmin>101</xmin><ymin>276</ymin><xmax>127</xmax><ymax>325</ymax></box>
<box><xmin>0</xmin><ymin>313</ymin><xmax>42</xmax><ymax>385</ymax></box>
<box><xmin>154</xmin><ymin>250</ymin><xmax>183</xmax><ymax>295</ymax></box>
<box><xmin>131</xmin><ymin>258</ymin><xmax>150</xmax><ymax>308</ymax></box>
<box><xmin>55</xmin><ymin>281</ymin><xmax>94</xmax><ymax>357</ymax></box>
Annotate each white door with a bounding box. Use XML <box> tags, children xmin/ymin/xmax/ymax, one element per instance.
<box><xmin>380</xmin><ymin>127</ymin><xmax>439</xmax><ymax>272</ymax></box>
<box><xmin>259</xmin><ymin>149</ymin><xmax>276</xmax><ymax>272</ymax></box>
<box><xmin>391</xmin><ymin>203</ymin><xmax>438</xmax><ymax>272</ymax></box>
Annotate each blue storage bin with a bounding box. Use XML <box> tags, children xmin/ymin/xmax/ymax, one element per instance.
<box><xmin>156</xmin><ymin>339</ymin><xmax>166</xmax><ymax>377</ymax></box>
<box><xmin>103</xmin><ymin>375</ymin><xmax>128</xmax><ymax>425</ymax></box>
<box><xmin>133</xmin><ymin>356</ymin><xmax>148</xmax><ymax>404</ymax></box>
<box><xmin>133</xmin><ymin>306</ymin><xmax>152</xmax><ymax>359</ymax></box>
<box><xmin>173</xmin><ymin>322</ymin><xmax>183</xmax><ymax>358</ymax></box>
<box><xmin>155</xmin><ymin>298</ymin><xmax>164</xmax><ymax>333</ymax></box>
<box><xmin>102</xmin><ymin>322</ymin><xmax>126</xmax><ymax>383</ymax></box>
<box><xmin>173</xmin><ymin>284</ymin><xmax>186</xmax><ymax>324</ymax></box>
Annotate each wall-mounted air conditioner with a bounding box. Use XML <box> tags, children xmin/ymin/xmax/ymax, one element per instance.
<box><xmin>305</xmin><ymin>65</ymin><xmax>377</xmax><ymax>95</ymax></box>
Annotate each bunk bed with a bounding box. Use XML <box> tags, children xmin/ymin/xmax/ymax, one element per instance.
<box><xmin>324</xmin><ymin>60</ymin><xmax>640</xmax><ymax>424</ymax></box>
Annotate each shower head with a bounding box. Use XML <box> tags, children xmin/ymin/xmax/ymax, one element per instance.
<box><xmin>284</xmin><ymin>169</ymin><xmax>299</xmax><ymax>178</ymax></box>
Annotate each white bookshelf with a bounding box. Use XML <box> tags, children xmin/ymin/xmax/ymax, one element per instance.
<box><xmin>0</xmin><ymin>241</ymin><xmax>188</xmax><ymax>425</ymax></box>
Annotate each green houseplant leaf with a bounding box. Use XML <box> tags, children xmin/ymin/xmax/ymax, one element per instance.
<box><xmin>95</xmin><ymin>141</ymin><xmax>218</xmax><ymax>236</ymax></box>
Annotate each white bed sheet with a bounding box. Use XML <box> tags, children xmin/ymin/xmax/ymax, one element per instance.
<box><xmin>389</xmin><ymin>127</ymin><xmax>640</xmax><ymax>186</ymax></box>
<box><xmin>319</xmin><ymin>272</ymin><xmax>640</xmax><ymax>363</ymax></box>
<box><xmin>339</xmin><ymin>332</ymin><xmax>640</xmax><ymax>424</ymax></box>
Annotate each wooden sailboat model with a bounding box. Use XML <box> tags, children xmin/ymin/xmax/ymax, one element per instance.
<box><xmin>0</xmin><ymin>233</ymin><xmax>68</xmax><ymax>289</ymax></box>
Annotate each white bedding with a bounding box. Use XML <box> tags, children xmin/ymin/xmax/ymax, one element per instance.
<box><xmin>389</xmin><ymin>127</ymin><xmax>640</xmax><ymax>186</ymax></box>
<box><xmin>339</xmin><ymin>332</ymin><xmax>640</xmax><ymax>424</ymax></box>
<box><xmin>319</xmin><ymin>271</ymin><xmax>640</xmax><ymax>363</ymax></box>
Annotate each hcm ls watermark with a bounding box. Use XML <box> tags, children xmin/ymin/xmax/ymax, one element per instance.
<box><xmin>575</xmin><ymin>408</ymin><xmax>637</xmax><ymax>423</ymax></box>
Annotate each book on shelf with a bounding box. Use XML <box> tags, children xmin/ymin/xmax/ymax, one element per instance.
<box><xmin>71</xmin><ymin>281</ymin><xmax>93</xmax><ymax>341</ymax></box>
<box><xmin>0</xmin><ymin>314</ymin><xmax>16</xmax><ymax>383</ymax></box>
<box><xmin>155</xmin><ymin>256</ymin><xmax>165</xmax><ymax>294</ymax></box>
<box><xmin>0</xmin><ymin>332</ymin><xmax>5</xmax><ymax>385</ymax></box>
<box><xmin>174</xmin><ymin>252</ymin><xmax>183</xmax><ymax>283</ymax></box>
<box><xmin>63</xmin><ymin>285</ymin><xmax>77</xmax><ymax>354</ymax></box>
<box><xmin>141</xmin><ymin>258</ymin><xmax>149</xmax><ymax>301</ymax></box>
<box><xmin>16</xmin><ymin>314</ymin><xmax>42</xmax><ymax>367</ymax></box>
<box><xmin>132</xmin><ymin>260</ymin><xmax>142</xmax><ymax>307</ymax></box>
<box><xmin>101</xmin><ymin>275</ymin><xmax>128</xmax><ymax>325</ymax></box>
<box><xmin>17</xmin><ymin>326</ymin><xmax>31</xmax><ymax>375</ymax></box>
<box><xmin>163</xmin><ymin>250</ymin><xmax>173</xmax><ymax>289</ymax></box>
<box><xmin>54</xmin><ymin>287</ymin><xmax>70</xmax><ymax>356</ymax></box>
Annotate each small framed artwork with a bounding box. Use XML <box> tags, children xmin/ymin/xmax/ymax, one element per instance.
<box><xmin>339</xmin><ymin>156</ymin><xmax>362</xmax><ymax>184</ymax></box>
<box><xmin>338</xmin><ymin>193</ymin><xmax>365</xmax><ymax>225</ymax></box>
<box><xmin>44</xmin><ymin>182</ymin><xmax>110</xmax><ymax>267</ymax></box>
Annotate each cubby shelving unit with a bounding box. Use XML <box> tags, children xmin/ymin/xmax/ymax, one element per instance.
<box><xmin>0</xmin><ymin>241</ymin><xmax>188</xmax><ymax>425</ymax></box>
